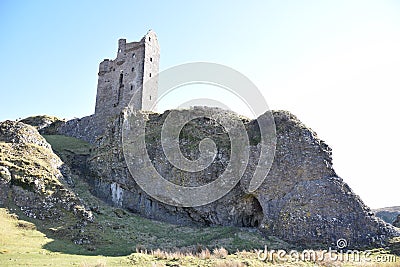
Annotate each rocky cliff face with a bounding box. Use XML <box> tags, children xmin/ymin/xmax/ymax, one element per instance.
<box><xmin>0</xmin><ymin>120</ymin><xmax>93</xmax><ymax>222</ymax></box>
<box><xmin>87</xmin><ymin>107</ymin><xmax>400</xmax><ymax>249</ymax></box>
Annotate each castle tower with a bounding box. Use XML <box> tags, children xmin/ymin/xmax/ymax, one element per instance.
<box><xmin>94</xmin><ymin>30</ymin><xmax>159</xmax><ymax>123</ymax></box>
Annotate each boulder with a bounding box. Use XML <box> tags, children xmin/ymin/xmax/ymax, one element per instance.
<box><xmin>0</xmin><ymin>166</ymin><xmax>11</xmax><ymax>184</ymax></box>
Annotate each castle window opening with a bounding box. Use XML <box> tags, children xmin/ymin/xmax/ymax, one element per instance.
<box><xmin>149</xmin><ymin>95</ymin><xmax>152</xmax><ymax>100</ymax></box>
<box><xmin>131</xmin><ymin>67</ymin><xmax>134</xmax><ymax>72</ymax></box>
<box><xmin>119</xmin><ymin>73</ymin><xmax>124</xmax><ymax>88</ymax></box>
<box><xmin>132</xmin><ymin>53</ymin><xmax>136</xmax><ymax>58</ymax></box>
<box><xmin>150</xmin><ymin>57</ymin><xmax>153</xmax><ymax>62</ymax></box>
<box><xmin>149</xmin><ymin>37</ymin><xmax>151</xmax><ymax>41</ymax></box>
<box><xmin>130</xmin><ymin>85</ymin><xmax>133</xmax><ymax>90</ymax></box>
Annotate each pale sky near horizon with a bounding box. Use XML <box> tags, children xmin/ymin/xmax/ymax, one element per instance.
<box><xmin>1</xmin><ymin>1</ymin><xmax>399</xmax><ymax>209</ymax></box>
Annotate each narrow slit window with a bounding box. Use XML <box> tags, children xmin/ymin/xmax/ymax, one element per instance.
<box><xmin>149</xmin><ymin>73</ymin><xmax>152</xmax><ymax>77</ymax></box>
<box><xmin>119</xmin><ymin>73</ymin><xmax>123</xmax><ymax>87</ymax></box>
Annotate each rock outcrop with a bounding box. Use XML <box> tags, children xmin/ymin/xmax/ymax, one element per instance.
<box><xmin>0</xmin><ymin>120</ymin><xmax>92</xmax><ymax>222</ymax></box>
<box><xmin>86</xmin><ymin>107</ymin><xmax>400</xmax><ymax>249</ymax></box>
<box><xmin>20</xmin><ymin>115</ymin><xmax>62</xmax><ymax>131</ymax></box>
<box><xmin>394</xmin><ymin>215</ymin><xmax>400</xmax><ymax>228</ymax></box>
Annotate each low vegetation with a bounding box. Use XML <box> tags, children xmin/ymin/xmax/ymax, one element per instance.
<box><xmin>42</xmin><ymin>134</ymin><xmax>92</xmax><ymax>156</ymax></box>
<box><xmin>1</xmin><ymin>206</ymin><xmax>399</xmax><ymax>267</ymax></box>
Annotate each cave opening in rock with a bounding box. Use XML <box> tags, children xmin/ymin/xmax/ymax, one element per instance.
<box><xmin>238</xmin><ymin>195</ymin><xmax>264</xmax><ymax>227</ymax></box>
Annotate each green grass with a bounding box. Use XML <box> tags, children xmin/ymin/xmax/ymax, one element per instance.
<box><xmin>0</xmin><ymin>208</ymin><xmax>131</xmax><ymax>267</ymax></box>
<box><xmin>1</xmin><ymin>206</ymin><xmax>399</xmax><ymax>267</ymax></box>
<box><xmin>42</xmin><ymin>135</ymin><xmax>92</xmax><ymax>155</ymax></box>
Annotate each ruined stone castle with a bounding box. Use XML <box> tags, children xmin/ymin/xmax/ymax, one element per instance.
<box><xmin>95</xmin><ymin>30</ymin><xmax>159</xmax><ymax>127</ymax></box>
<box><xmin>57</xmin><ymin>30</ymin><xmax>160</xmax><ymax>143</ymax></box>
<box><xmin>46</xmin><ymin>30</ymin><xmax>400</xmax><ymax>248</ymax></box>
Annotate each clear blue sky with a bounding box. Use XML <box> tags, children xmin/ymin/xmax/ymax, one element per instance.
<box><xmin>1</xmin><ymin>0</ymin><xmax>399</xmax><ymax>208</ymax></box>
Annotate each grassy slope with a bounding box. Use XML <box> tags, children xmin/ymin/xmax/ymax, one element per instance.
<box><xmin>1</xmin><ymin>207</ymin><xmax>399</xmax><ymax>267</ymax></box>
<box><xmin>42</xmin><ymin>134</ymin><xmax>92</xmax><ymax>155</ymax></box>
<box><xmin>0</xmin><ymin>208</ymin><xmax>130</xmax><ymax>267</ymax></box>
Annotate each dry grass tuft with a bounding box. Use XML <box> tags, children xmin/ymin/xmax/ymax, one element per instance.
<box><xmin>213</xmin><ymin>247</ymin><xmax>228</xmax><ymax>258</ymax></box>
<box><xmin>150</xmin><ymin>248</ymin><xmax>192</xmax><ymax>260</ymax></box>
<box><xmin>199</xmin><ymin>248</ymin><xmax>211</xmax><ymax>259</ymax></box>
<box><xmin>80</xmin><ymin>260</ymin><xmax>106</xmax><ymax>267</ymax></box>
<box><xmin>147</xmin><ymin>247</ymin><xmax>222</xmax><ymax>260</ymax></box>
<box><xmin>214</xmin><ymin>261</ymin><xmax>246</xmax><ymax>267</ymax></box>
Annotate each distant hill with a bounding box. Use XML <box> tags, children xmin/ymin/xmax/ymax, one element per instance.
<box><xmin>374</xmin><ymin>206</ymin><xmax>400</xmax><ymax>224</ymax></box>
